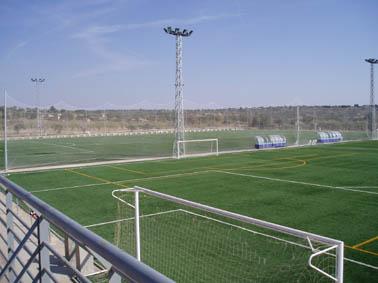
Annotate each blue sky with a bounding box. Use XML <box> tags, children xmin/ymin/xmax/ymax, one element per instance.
<box><xmin>0</xmin><ymin>0</ymin><xmax>377</xmax><ymax>109</ymax></box>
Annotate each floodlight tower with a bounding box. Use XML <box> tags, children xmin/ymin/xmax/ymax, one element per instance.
<box><xmin>164</xmin><ymin>26</ymin><xmax>193</xmax><ymax>157</ymax></box>
<box><xmin>31</xmin><ymin>78</ymin><xmax>46</xmax><ymax>136</ymax></box>
<box><xmin>365</xmin><ymin>59</ymin><xmax>378</xmax><ymax>140</ymax></box>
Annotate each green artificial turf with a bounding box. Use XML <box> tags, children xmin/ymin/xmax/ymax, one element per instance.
<box><xmin>3</xmin><ymin>129</ymin><xmax>368</xmax><ymax>170</ymax></box>
<box><xmin>7</xmin><ymin>140</ymin><xmax>378</xmax><ymax>282</ymax></box>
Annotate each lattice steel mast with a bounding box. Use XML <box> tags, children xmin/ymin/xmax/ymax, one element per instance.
<box><xmin>31</xmin><ymin>78</ymin><xmax>46</xmax><ymax>136</ymax></box>
<box><xmin>164</xmin><ymin>27</ymin><xmax>193</xmax><ymax>157</ymax></box>
<box><xmin>365</xmin><ymin>59</ymin><xmax>378</xmax><ymax>140</ymax></box>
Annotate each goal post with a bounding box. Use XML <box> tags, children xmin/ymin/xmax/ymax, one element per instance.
<box><xmin>176</xmin><ymin>138</ymin><xmax>219</xmax><ymax>159</ymax></box>
<box><xmin>112</xmin><ymin>186</ymin><xmax>344</xmax><ymax>282</ymax></box>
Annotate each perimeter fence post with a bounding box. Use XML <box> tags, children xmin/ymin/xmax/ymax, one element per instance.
<box><xmin>4</xmin><ymin>90</ymin><xmax>8</xmax><ymax>172</ymax></box>
<box><xmin>135</xmin><ymin>189</ymin><xmax>141</xmax><ymax>261</ymax></box>
<box><xmin>216</xmin><ymin>139</ymin><xmax>219</xmax><ymax>156</ymax></box>
<box><xmin>6</xmin><ymin>190</ymin><xmax>14</xmax><ymax>281</ymax></box>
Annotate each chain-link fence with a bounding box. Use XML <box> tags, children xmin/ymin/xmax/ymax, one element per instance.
<box><xmin>1</xmin><ymin>93</ymin><xmax>373</xmax><ymax>170</ymax></box>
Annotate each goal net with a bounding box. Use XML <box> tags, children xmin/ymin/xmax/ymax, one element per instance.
<box><xmin>112</xmin><ymin>186</ymin><xmax>344</xmax><ymax>283</ymax></box>
<box><xmin>176</xmin><ymin>138</ymin><xmax>219</xmax><ymax>159</ymax></box>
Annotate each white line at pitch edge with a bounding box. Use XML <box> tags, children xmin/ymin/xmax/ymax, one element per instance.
<box><xmin>215</xmin><ymin>170</ymin><xmax>378</xmax><ymax>195</ymax></box>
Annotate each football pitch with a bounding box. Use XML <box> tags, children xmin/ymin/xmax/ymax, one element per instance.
<box><xmin>4</xmin><ymin>129</ymin><xmax>367</xmax><ymax>170</ymax></box>
<box><xmin>6</xmin><ymin>140</ymin><xmax>378</xmax><ymax>282</ymax></box>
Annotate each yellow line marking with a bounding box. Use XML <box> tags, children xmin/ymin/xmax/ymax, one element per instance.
<box><xmin>346</xmin><ymin>245</ymin><xmax>378</xmax><ymax>257</ymax></box>
<box><xmin>353</xmin><ymin>236</ymin><xmax>378</xmax><ymax>249</ymax></box>
<box><xmin>65</xmin><ymin>169</ymin><xmax>127</xmax><ymax>188</ymax></box>
<box><xmin>106</xmin><ymin>165</ymin><xmax>146</xmax><ymax>175</ymax></box>
<box><xmin>34</xmin><ymin>170</ymin><xmax>212</xmax><ymax>193</ymax></box>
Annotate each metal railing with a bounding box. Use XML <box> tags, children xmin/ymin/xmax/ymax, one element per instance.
<box><xmin>0</xmin><ymin>175</ymin><xmax>174</xmax><ymax>283</ymax></box>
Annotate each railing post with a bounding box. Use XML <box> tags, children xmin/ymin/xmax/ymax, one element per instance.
<box><xmin>75</xmin><ymin>243</ymin><xmax>82</xmax><ymax>271</ymax></box>
<box><xmin>109</xmin><ymin>269</ymin><xmax>122</xmax><ymax>283</ymax></box>
<box><xmin>64</xmin><ymin>234</ymin><xmax>70</xmax><ymax>259</ymax></box>
<box><xmin>135</xmin><ymin>190</ymin><xmax>141</xmax><ymax>262</ymax></box>
<box><xmin>6</xmin><ymin>190</ymin><xmax>15</xmax><ymax>281</ymax></box>
<box><xmin>39</xmin><ymin>217</ymin><xmax>51</xmax><ymax>283</ymax></box>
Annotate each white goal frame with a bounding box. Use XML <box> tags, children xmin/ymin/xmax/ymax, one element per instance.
<box><xmin>112</xmin><ymin>186</ymin><xmax>344</xmax><ymax>282</ymax></box>
<box><xmin>176</xmin><ymin>138</ymin><xmax>219</xmax><ymax>159</ymax></box>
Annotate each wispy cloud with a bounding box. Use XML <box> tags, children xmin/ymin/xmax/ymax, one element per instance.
<box><xmin>72</xmin><ymin>13</ymin><xmax>241</xmax><ymax>38</ymax></box>
<box><xmin>71</xmin><ymin>13</ymin><xmax>241</xmax><ymax>77</ymax></box>
<box><xmin>71</xmin><ymin>24</ymin><xmax>151</xmax><ymax>78</ymax></box>
<box><xmin>125</xmin><ymin>13</ymin><xmax>241</xmax><ymax>29</ymax></box>
<box><xmin>2</xmin><ymin>40</ymin><xmax>29</xmax><ymax>60</ymax></box>
<box><xmin>72</xmin><ymin>25</ymin><xmax>123</xmax><ymax>39</ymax></box>
<box><xmin>73</xmin><ymin>59</ymin><xmax>150</xmax><ymax>78</ymax></box>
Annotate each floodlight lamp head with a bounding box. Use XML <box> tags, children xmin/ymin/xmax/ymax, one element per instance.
<box><xmin>31</xmin><ymin>78</ymin><xmax>37</xmax><ymax>82</ymax></box>
<box><xmin>39</xmin><ymin>78</ymin><xmax>45</xmax><ymax>82</ymax></box>
<box><xmin>365</xmin><ymin>58</ymin><xmax>378</xmax><ymax>64</ymax></box>
<box><xmin>181</xmin><ymin>29</ymin><xmax>193</xmax><ymax>37</ymax></box>
<box><xmin>164</xmin><ymin>26</ymin><xmax>193</xmax><ymax>37</ymax></box>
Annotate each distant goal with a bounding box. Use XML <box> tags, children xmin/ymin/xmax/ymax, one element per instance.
<box><xmin>176</xmin><ymin>138</ymin><xmax>219</xmax><ymax>159</ymax></box>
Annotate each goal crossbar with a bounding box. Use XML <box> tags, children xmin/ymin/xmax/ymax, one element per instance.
<box><xmin>112</xmin><ymin>186</ymin><xmax>344</xmax><ymax>282</ymax></box>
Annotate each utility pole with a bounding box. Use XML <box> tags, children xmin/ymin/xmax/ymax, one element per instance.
<box><xmin>103</xmin><ymin>108</ymin><xmax>107</xmax><ymax>133</ymax></box>
<box><xmin>365</xmin><ymin>58</ymin><xmax>378</xmax><ymax>140</ymax></box>
<box><xmin>295</xmin><ymin>106</ymin><xmax>300</xmax><ymax>145</ymax></box>
<box><xmin>31</xmin><ymin>78</ymin><xmax>46</xmax><ymax>136</ymax></box>
<box><xmin>164</xmin><ymin>27</ymin><xmax>193</xmax><ymax>157</ymax></box>
<box><xmin>313</xmin><ymin>109</ymin><xmax>317</xmax><ymax>132</ymax></box>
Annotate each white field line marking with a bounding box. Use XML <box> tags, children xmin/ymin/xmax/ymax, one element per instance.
<box><xmin>215</xmin><ymin>170</ymin><xmax>378</xmax><ymax>196</ymax></box>
<box><xmin>6</xmin><ymin>157</ymin><xmax>100</xmax><ymax>174</ymax></box>
<box><xmin>342</xmin><ymin>257</ymin><xmax>378</xmax><ymax>270</ymax></box>
<box><xmin>179</xmin><ymin>209</ymin><xmax>378</xmax><ymax>270</ymax></box>
<box><xmin>180</xmin><ymin>209</ymin><xmax>310</xmax><ymax>249</ymax></box>
<box><xmin>341</xmin><ymin>186</ymin><xmax>378</xmax><ymax>189</ymax></box>
<box><xmin>85</xmin><ymin>209</ymin><xmax>181</xmax><ymax>228</ymax></box>
<box><xmin>30</xmin><ymin>170</ymin><xmax>212</xmax><ymax>193</ymax></box>
<box><xmin>31</xmin><ymin>168</ymin><xmax>378</xmax><ymax>196</ymax></box>
<box><xmin>32</xmin><ymin>140</ymin><xmax>96</xmax><ymax>154</ymax></box>
<box><xmin>105</xmin><ymin>165</ymin><xmax>146</xmax><ymax>175</ymax></box>
<box><xmin>31</xmin><ymin>182</ymin><xmax>110</xmax><ymax>193</ymax></box>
